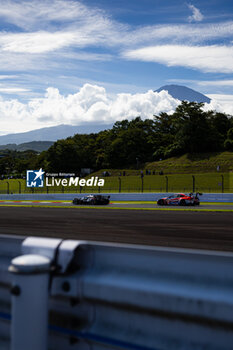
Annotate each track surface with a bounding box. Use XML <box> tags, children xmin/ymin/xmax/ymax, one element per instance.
<box><xmin>1</xmin><ymin>206</ymin><xmax>233</xmax><ymax>252</ymax></box>
<box><xmin>0</xmin><ymin>200</ymin><xmax>233</xmax><ymax>211</ymax></box>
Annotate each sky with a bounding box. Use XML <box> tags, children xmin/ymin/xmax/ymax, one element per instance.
<box><xmin>0</xmin><ymin>0</ymin><xmax>233</xmax><ymax>134</ymax></box>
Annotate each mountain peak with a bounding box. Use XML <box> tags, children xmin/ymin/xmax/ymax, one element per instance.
<box><xmin>156</xmin><ymin>84</ymin><xmax>211</xmax><ymax>104</ymax></box>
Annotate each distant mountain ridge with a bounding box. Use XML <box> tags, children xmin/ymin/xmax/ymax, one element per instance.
<box><xmin>156</xmin><ymin>84</ymin><xmax>211</xmax><ymax>103</ymax></box>
<box><xmin>0</xmin><ymin>141</ymin><xmax>54</xmax><ymax>152</ymax></box>
<box><xmin>0</xmin><ymin>123</ymin><xmax>113</xmax><ymax>145</ymax></box>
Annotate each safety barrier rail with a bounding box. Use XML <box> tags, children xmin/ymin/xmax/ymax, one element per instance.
<box><xmin>1</xmin><ymin>235</ymin><xmax>233</xmax><ymax>349</ymax></box>
<box><xmin>1</xmin><ymin>192</ymin><xmax>233</xmax><ymax>202</ymax></box>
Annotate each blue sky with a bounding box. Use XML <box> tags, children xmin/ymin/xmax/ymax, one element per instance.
<box><xmin>0</xmin><ymin>0</ymin><xmax>233</xmax><ymax>133</ymax></box>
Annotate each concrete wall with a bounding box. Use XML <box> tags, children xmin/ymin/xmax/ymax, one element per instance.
<box><xmin>0</xmin><ymin>192</ymin><xmax>233</xmax><ymax>202</ymax></box>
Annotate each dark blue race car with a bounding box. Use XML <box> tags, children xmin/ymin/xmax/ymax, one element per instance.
<box><xmin>73</xmin><ymin>195</ymin><xmax>110</xmax><ymax>205</ymax></box>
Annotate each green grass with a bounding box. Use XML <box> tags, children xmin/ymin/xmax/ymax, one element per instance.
<box><xmin>146</xmin><ymin>152</ymin><xmax>233</xmax><ymax>174</ymax></box>
<box><xmin>92</xmin><ymin>152</ymin><xmax>233</xmax><ymax>176</ymax></box>
<box><xmin>102</xmin><ymin>173</ymin><xmax>232</xmax><ymax>193</ymax></box>
<box><xmin>1</xmin><ymin>152</ymin><xmax>232</xmax><ymax>194</ymax></box>
<box><xmin>0</xmin><ymin>172</ymin><xmax>232</xmax><ymax>194</ymax></box>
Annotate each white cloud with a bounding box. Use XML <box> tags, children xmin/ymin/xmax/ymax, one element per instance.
<box><xmin>0</xmin><ymin>0</ymin><xmax>128</xmax><ymax>56</ymax></box>
<box><xmin>207</xmin><ymin>94</ymin><xmax>233</xmax><ymax>103</ymax></box>
<box><xmin>0</xmin><ymin>87</ymin><xmax>29</xmax><ymax>93</ymax></box>
<box><xmin>0</xmin><ymin>31</ymin><xmax>77</xmax><ymax>54</ymax></box>
<box><xmin>0</xmin><ymin>0</ymin><xmax>230</xmax><ymax>58</ymax></box>
<box><xmin>0</xmin><ymin>0</ymin><xmax>230</xmax><ymax>84</ymax></box>
<box><xmin>0</xmin><ymin>25</ymin><xmax>120</xmax><ymax>54</ymax></box>
<box><xmin>0</xmin><ymin>74</ymin><xmax>18</xmax><ymax>80</ymax></box>
<box><xmin>0</xmin><ymin>0</ymin><xmax>107</xmax><ymax>31</ymax></box>
<box><xmin>167</xmin><ymin>78</ymin><xmax>233</xmax><ymax>87</ymax></box>
<box><xmin>188</xmin><ymin>4</ymin><xmax>204</xmax><ymax>22</ymax></box>
<box><xmin>129</xmin><ymin>22</ymin><xmax>233</xmax><ymax>45</ymax></box>
<box><xmin>203</xmin><ymin>96</ymin><xmax>233</xmax><ymax>115</ymax></box>
<box><xmin>123</xmin><ymin>45</ymin><xmax>233</xmax><ymax>73</ymax></box>
<box><xmin>0</xmin><ymin>51</ymin><xmax>45</xmax><ymax>71</ymax></box>
<box><xmin>198</xmin><ymin>80</ymin><xmax>233</xmax><ymax>87</ymax></box>
<box><xmin>0</xmin><ymin>20</ymin><xmax>232</xmax><ymax>56</ymax></box>
<box><xmin>0</xmin><ymin>84</ymin><xmax>180</xmax><ymax>133</ymax></box>
<box><xmin>205</xmin><ymin>94</ymin><xmax>233</xmax><ymax>115</ymax></box>
<box><xmin>28</xmin><ymin>85</ymin><xmax>181</xmax><ymax>124</ymax></box>
<box><xmin>0</xmin><ymin>83</ymin><xmax>232</xmax><ymax>134</ymax></box>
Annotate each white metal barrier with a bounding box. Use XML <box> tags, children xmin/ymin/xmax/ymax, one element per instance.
<box><xmin>1</xmin><ymin>192</ymin><xmax>233</xmax><ymax>202</ymax></box>
<box><xmin>1</xmin><ymin>235</ymin><xmax>233</xmax><ymax>349</ymax></box>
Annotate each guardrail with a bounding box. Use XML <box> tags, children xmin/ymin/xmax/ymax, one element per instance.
<box><xmin>1</xmin><ymin>235</ymin><xmax>233</xmax><ymax>349</ymax></box>
<box><xmin>1</xmin><ymin>192</ymin><xmax>233</xmax><ymax>202</ymax></box>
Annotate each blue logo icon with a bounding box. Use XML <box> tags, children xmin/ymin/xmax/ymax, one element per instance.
<box><xmin>26</xmin><ymin>168</ymin><xmax>45</xmax><ymax>187</ymax></box>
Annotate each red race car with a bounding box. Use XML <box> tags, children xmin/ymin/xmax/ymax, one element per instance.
<box><xmin>157</xmin><ymin>193</ymin><xmax>202</xmax><ymax>206</ymax></box>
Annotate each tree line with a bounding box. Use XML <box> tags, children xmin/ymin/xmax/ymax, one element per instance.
<box><xmin>1</xmin><ymin>101</ymin><xmax>233</xmax><ymax>175</ymax></box>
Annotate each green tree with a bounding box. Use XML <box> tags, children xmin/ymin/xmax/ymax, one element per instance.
<box><xmin>224</xmin><ymin>127</ymin><xmax>233</xmax><ymax>151</ymax></box>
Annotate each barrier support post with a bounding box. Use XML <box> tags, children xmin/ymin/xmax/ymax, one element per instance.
<box><xmin>165</xmin><ymin>176</ymin><xmax>168</xmax><ymax>192</ymax></box>
<box><xmin>6</xmin><ymin>181</ymin><xmax>9</xmax><ymax>194</ymax></box>
<box><xmin>192</xmin><ymin>175</ymin><xmax>195</xmax><ymax>193</ymax></box>
<box><xmin>221</xmin><ymin>175</ymin><xmax>224</xmax><ymax>193</ymax></box>
<box><xmin>118</xmin><ymin>177</ymin><xmax>121</xmax><ymax>193</ymax></box>
<box><xmin>18</xmin><ymin>181</ymin><xmax>21</xmax><ymax>194</ymax></box>
<box><xmin>9</xmin><ymin>254</ymin><xmax>51</xmax><ymax>350</ymax></box>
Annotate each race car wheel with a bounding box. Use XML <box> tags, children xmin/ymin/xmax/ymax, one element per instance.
<box><xmin>179</xmin><ymin>199</ymin><xmax>186</xmax><ymax>206</ymax></box>
<box><xmin>157</xmin><ymin>199</ymin><xmax>164</xmax><ymax>205</ymax></box>
<box><xmin>73</xmin><ymin>198</ymin><xmax>78</xmax><ymax>205</ymax></box>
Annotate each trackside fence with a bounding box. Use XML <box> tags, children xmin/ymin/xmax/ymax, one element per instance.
<box><xmin>1</xmin><ymin>235</ymin><xmax>233</xmax><ymax>349</ymax></box>
<box><xmin>0</xmin><ymin>173</ymin><xmax>232</xmax><ymax>194</ymax></box>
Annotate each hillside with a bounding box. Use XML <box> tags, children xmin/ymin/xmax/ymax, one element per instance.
<box><xmin>146</xmin><ymin>152</ymin><xmax>233</xmax><ymax>174</ymax></box>
<box><xmin>91</xmin><ymin>152</ymin><xmax>233</xmax><ymax>176</ymax></box>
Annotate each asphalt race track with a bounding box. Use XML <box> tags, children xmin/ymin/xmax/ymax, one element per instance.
<box><xmin>0</xmin><ymin>200</ymin><xmax>233</xmax><ymax>211</ymax></box>
<box><xmin>0</xmin><ymin>204</ymin><xmax>233</xmax><ymax>252</ymax></box>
